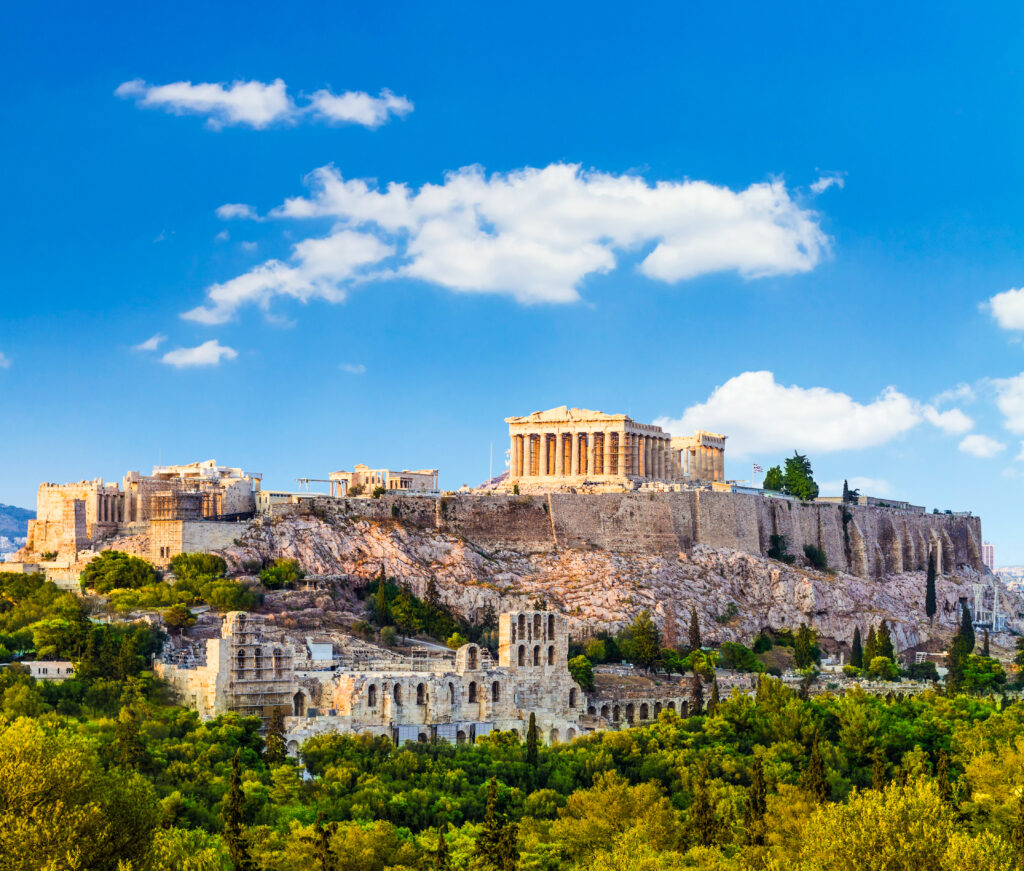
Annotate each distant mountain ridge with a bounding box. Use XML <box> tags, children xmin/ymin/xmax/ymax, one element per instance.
<box><xmin>0</xmin><ymin>503</ymin><xmax>35</xmax><ymax>538</ymax></box>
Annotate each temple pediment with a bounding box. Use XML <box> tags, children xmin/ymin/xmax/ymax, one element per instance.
<box><xmin>505</xmin><ymin>406</ymin><xmax>630</xmax><ymax>425</ymax></box>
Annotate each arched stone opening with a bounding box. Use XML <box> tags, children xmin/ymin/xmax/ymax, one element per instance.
<box><xmin>293</xmin><ymin>690</ymin><xmax>306</xmax><ymax>717</ymax></box>
<box><xmin>253</xmin><ymin>648</ymin><xmax>263</xmax><ymax>678</ymax></box>
<box><xmin>533</xmin><ymin>645</ymin><xmax>540</xmax><ymax>666</ymax></box>
<box><xmin>491</xmin><ymin>681</ymin><xmax>500</xmax><ymax>702</ymax></box>
<box><xmin>518</xmin><ymin>645</ymin><xmax>525</xmax><ymax>666</ymax></box>
<box><xmin>456</xmin><ymin>730</ymin><xmax>467</xmax><ymax>744</ymax></box>
<box><xmin>569</xmin><ymin>688</ymin><xmax>577</xmax><ymax>708</ymax></box>
<box><xmin>600</xmin><ymin>704</ymin><xmax>610</xmax><ymax>718</ymax></box>
<box><xmin>418</xmin><ymin>732</ymin><xmax>428</xmax><ymax>743</ymax></box>
<box><xmin>368</xmin><ymin>684</ymin><xmax>377</xmax><ymax>707</ymax></box>
<box><xmin>547</xmin><ymin>645</ymin><xmax>555</xmax><ymax>666</ymax></box>
<box><xmin>667</xmin><ymin>700</ymin><xmax>676</xmax><ymax>711</ymax></box>
<box><xmin>394</xmin><ymin>684</ymin><xmax>403</xmax><ymax>705</ymax></box>
<box><xmin>640</xmin><ymin>702</ymin><xmax>649</xmax><ymax>720</ymax></box>
<box><xmin>468</xmin><ymin>681</ymin><xmax>478</xmax><ymax>703</ymax></box>
<box><xmin>448</xmin><ymin>682</ymin><xmax>456</xmax><ymax>705</ymax></box>
<box><xmin>548</xmin><ymin>614</ymin><xmax>555</xmax><ymax>638</ymax></box>
<box><xmin>612</xmin><ymin>704</ymin><xmax>620</xmax><ymax>722</ymax></box>
<box><xmin>549</xmin><ymin>728</ymin><xmax>560</xmax><ymax>743</ymax></box>
<box><xmin>534</xmin><ymin>614</ymin><xmax>542</xmax><ymax>637</ymax></box>
<box><xmin>654</xmin><ymin>702</ymin><xmax>662</xmax><ymax>716</ymax></box>
<box><xmin>567</xmin><ymin>727</ymin><xmax>576</xmax><ymax>741</ymax></box>
<box><xmin>417</xmin><ymin>683</ymin><xmax>426</xmax><ymax>705</ymax></box>
<box><xmin>236</xmin><ymin>649</ymin><xmax>246</xmax><ymax>678</ymax></box>
<box><xmin>273</xmin><ymin>648</ymin><xmax>283</xmax><ymax>678</ymax></box>
<box><xmin>518</xmin><ymin>614</ymin><xmax>526</xmax><ymax>637</ymax></box>
<box><xmin>468</xmin><ymin>646</ymin><xmax>479</xmax><ymax>670</ymax></box>
<box><xmin>625</xmin><ymin>703</ymin><xmax>635</xmax><ymax>723</ymax></box>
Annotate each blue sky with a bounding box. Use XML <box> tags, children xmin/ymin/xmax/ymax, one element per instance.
<box><xmin>3</xmin><ymin>2</ymin><xmax>1024</xmax><ymax>561</ymax></box>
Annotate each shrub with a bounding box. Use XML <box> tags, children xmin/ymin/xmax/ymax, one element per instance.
<box><xmin>259</xmin><ymin>558</ymin><xmax>304</xmax><ymax>590</ymax></box>
<box><xmin>81</xmin><ymin>551</ymin><xmax>159</xmax><ymax>593</ymax></box>
<box><xmin>372</xmin><ymin>486</ymin><xmax>386</xmax><ymax>499</ymax></box>
<box><xmin>865</xmin><ymin>656</ymin><xmax>900</xmax><ymax>681</ymax></box>
<box><xmin>380</xmin><ymin>626</ymin><xmax>397</xmax><ymax>646</ymax></box>
<box><xmin>168</xmin><ymin>553</ymin><xmax>227</xmax><ymax>584</ymax></box>
<box><xmin>906</xmin><ymin>661</ymin><xmax>939</xmax><ymax>682</ymax></box>
<box><xmin>842</xmin><ymin>664</ymin><xmax>860</xmax><ymax>677</ymax></box>
<box><xmin>718</xmin><ymin>641</ymin><xmax>764</xmax><ymax>672</ymax></box>
<box><xmin>803</xmin><ymin>544</ymin><xmax>829</xmax><ymax>571</ymax></box>
<box><xmin>446</xmin><ymin>632</ymin><xmax>468</xmax><ymax>649</ymax></box>
<box><xmin>567</xmin><ymin>655</ymin><xmax>594</xmax><ymax>691</ymax></box>
<box><xmin>752</xmin><ymin>633</ymin><xmax>773</xmax><ymax>653</ymax></box>
<box><xmin>767</xmin><ymin>534</ymin><xmax>795</xmax><ymax>564</ymax></box>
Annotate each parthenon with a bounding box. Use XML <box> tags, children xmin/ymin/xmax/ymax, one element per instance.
<box><xmin>505</xmin><ymin>406</ymin><xmax>726</xmax><ymax>490</ymax></box>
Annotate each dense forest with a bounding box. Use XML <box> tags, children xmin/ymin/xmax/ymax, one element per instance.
<box><xmin>3</xmin><ymin>571</ymin><xmax>1024</xmax><ymax>870</ymax></box>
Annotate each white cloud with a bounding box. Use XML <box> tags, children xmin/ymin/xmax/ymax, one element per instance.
<box><xmin>958</xmin><ymin>434</ymin><xmax>1006</xmax><ymax>458</ymax></box>
<box><xmin>116</xmin><ymin>79</ymin><xmax>413</xmax><ymax>131</ymax></box>
<box><xmin>161</xmin><ymin>339</ymin><xmax>237</xmax><ymax>368</ymax></box>
<box><xmin>240</xmin><ymin>241</ymin><xmax>258</xmax><ymax>253</ymax></box>
<box><xmin>0</xmin><ymin>352</ymin><xmax>10</xmax><ymax>369</ymax></box>
<box><xmin>988</xmin><ymin>287</ymin><xmax>1024</xmax><ymax>330</ymax></box>
<box><xmin>992</xmin><ymin>373</ymin><xmax>1024</xmax><ymax>432</ymax></box>
<box><xmin>133</xmin><ymin>333</ymin><xmax>166</xmax><ymax>352</ymax></box>
<box><xmin>819</xmin><ymin>477</ymin><xmax>893</xmax><ymax>497</ymax></box>
<box><xmin>309</xmin><ymin>88</ymin><xmax>413</xmax><ymax>128</ymax></box>
<box><xmin>116</xmin><ymin>78</ymin><xmax>293</xmax><ymax>129</ymax></box>
<box><xmin>339</xmin><ymin>362</ymin><xmax>366</xmax><ymax>374</ymax></box>
<box><xmin>215</xmin><ymin>229</ymin><xmax>230</xmax><ymax>242</ymax></box>
<box><xmin>216</xmin><ymin>203</ymin><xmax>260</xmax><ymax>221</ymax></box>
<box><xmin>922</xmin><ymin>405</ymin><xmax>973</xmax><ymax>434</ymax></box>
<box><xmin>183</xmin><ymin>229</ymin><xmax>394</xmax><ymax>324</ymax></box>
<box><xmin>932</xmin><ymin>382</ymin><xmax>975</xmax><ymax>405</ymax></box>
<box><xmin>810</xmin><ymin>174</ymin><xmax>845</xmax><ymax>194</ymax></box>
<box><xmin>656</xmin><ymin>371</ymin><xmax>932</xmax><ymax>457</ymax></box>
<box><xmin>188</xmin><ymin>163</ymin><xmax>829</xmax><ymax>321</ymax></box>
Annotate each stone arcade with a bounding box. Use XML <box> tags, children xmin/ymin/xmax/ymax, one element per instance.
<box><xmin>156</xmin><ymin>610</ymin><xmax>587</xmax><ymax>749</ymax></box>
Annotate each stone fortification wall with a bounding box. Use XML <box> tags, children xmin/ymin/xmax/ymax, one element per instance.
<box><xmin>283</xmin><ymin>491</ymin><xmax>984</xmax><ymax>579</ymax></box>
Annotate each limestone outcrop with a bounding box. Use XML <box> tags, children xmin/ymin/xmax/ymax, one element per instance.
<box><xmin>215</xmin><ymin>510</ymin><xmax>1016</xmax><ymax>657</ymax></box>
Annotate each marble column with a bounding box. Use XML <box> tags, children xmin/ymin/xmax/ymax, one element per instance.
<box><xmin>539</xmin><ymin>433</ymin><xmax>549</xmax><ymax>477</ymax></box>
<box><xmin>655</xmin><ymin>441</ymin><xmax>664</xmax><ymax>480</ymax></box>
<box><xmin>571</xmin><ymin>431</ymin><xmax>580</xmax><ymax>476</ymax></box>
<box><xmin>555</xmin><ymin>432</ymin><xmax>565</xmax><ymax>477</ymax></box>
<box><xmin>510</xmin><ymin>436</ymin><xmax>520</xmax><ymax>477</ymax></box>
<box><xmin>588</xmin><ymin>432</ymin><xmax>597</xmax><ymax>477</ymax></box>
<box><xmin>714</xmin><ymin>448</ymin><xmax>724</xmax><ymax>482</ymax></box>
<box><xmin>522</xmin><ymin>435</ymin><xmax>532</xmax><ymax>477</ymax></box>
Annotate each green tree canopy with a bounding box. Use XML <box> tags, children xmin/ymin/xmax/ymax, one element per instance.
<box><xmin>80</xmin><ymin>550</ymin><xmax>159</xmax><ymax>593</ymax></box>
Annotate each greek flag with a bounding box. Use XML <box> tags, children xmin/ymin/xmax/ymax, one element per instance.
<box><xmin>752</xmin><ymin>464</ymin><xmax>764</xmax><ymax>473</ymax></box>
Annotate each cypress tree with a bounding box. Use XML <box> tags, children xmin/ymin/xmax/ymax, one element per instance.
<box><xmin>688</xmin><ymin>606</ymin><xmax>702</xmax><ymax>651</ymax></box>
<box><xmin>983</xmin><ymin>629</ymin><xmax>990</xmax><ymax>658</ymax></box>
<box><xmin>691</xmin><ymin>668</ymin><xmax>704</xmax><ymax>715</ymax></box>
<box><xmin>708</xmin><ymin>675</ymin><xmax>720</xmax><ymax>716</ymax></box>
<box><xmin>803</xmin><ymin>735</ymin><xmax>829</xmax><ymax>803</ymax></box>
<box><xmin>476</xmin><ymin>778</ymin><xmax>519</xmax><ymax>871</ymax></box>
<box><xmin>936</xmin><ymin>749</ymin><xmax>952</xmax><ymax>802</ymax></box>
<box><xmin>864</xmin><ymin>624</ymin><xmax>878</xmax><ymax>666</ymax></box>
<box><xmin>871</xmin><ymin>748</ymin><xmax>885</xmax><ymax>791</ymax></box>
<box><xmin>312</xmin><ymin>812</ymin><xmax>337</xmax><ymax>871</ymax></box>
<box><xmin>850</xmin><ymin>626</ymin><xmax>864</xmax><ymax>669</ymax></box>
<box><xmin>689</xmin><ymin>762</ymin><xmax>719</xmax><ymax>847</ymax></box>
<box><xmin>526</xmin><ymin>712</ymin><xmax>538</xmax><ymax>768</ymax></box>
<box><xmin>264</xmin><ymin>707</ymin><xmax>286</xmax><ymax>765</ymax></box>
<box><xmin>434</xmin><ymin>824</ymin><xmax>451</xmax><ymax>871</ymax></box>
<box><xmin>959</xmin><ymin>601</ymin><xmax>976</xmax><ymax>654</ymax></box>
<box><xmin>744</xmin><ymin>756</ymin><xmax>767</xmax><ymax>846</ymax></box>
<box><xmin>223</xmin><ymin>751</ymin><xmax>255</xmax><ymax>871</ymax></box>
<box><xmin>876</xmin><ymin>622</ymin><xmax>895</xmax><ymax>662</ymax></box>
<box><xmin>925</xmin><ymin>548</ymin><xmax>937</xmax><ymax>622</ymax></box>
<box><xmin>375</xmin><ymin>574</ymin><xmax>389</xmax><ymax>626</ymax></box>
<box><xmin>113</xmin><ymin>700</ymin><xmax>148</xmax><ymax>769</ymax></box>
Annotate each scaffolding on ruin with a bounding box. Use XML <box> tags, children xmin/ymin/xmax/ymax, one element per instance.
<box><xmin>972</xmin><ymin>582</ymin><xmax>1006</xmax><ymax>632</ymax></box>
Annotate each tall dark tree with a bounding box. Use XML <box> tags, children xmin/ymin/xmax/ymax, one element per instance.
<box><xmin>1012</xmin><ymin>781</ymin><xmax>1024</xmax><ymax>866</ymax></box>
<box><xmin>264</xmin><ymin>707</ymin><xmax>286</xmax><ymax>765</ymax></box>
<box><xmin>688</xmin><ymin>606</ymin><xmax>702</xmax><ymax>651</ymax></box>
<box><xmin>113</xmin><ymin>700</ymin><xmax>148</xmax><ymax>769</ymax></box>
<box><xmin>871</xmin><ymin>748</ymin><xmax>886</xmax><ymax>791</ymax></box>
<box><xmin>802</xmin><ymin>735</ymin><xmax>829</xmax><ymax>803</ymax></box>
<box><xmin>864</xmin><ymin>624</ymin><xmax>878</xmax><ymax>666</ymax></box>
<box><xmin>794</xmin><ymin>624</ymin><xmax>817</xmax><ymax>669</ymax></box>
<box><xmin>525</xmin><ymin>712</ymin><xmax>538</xmax><ymax>768</ymax></box>
<box><xmin>223</xmin><ymin>751</ymin><xmax>255</xmax><ymax>871</ymax></box>
<box><xmin>850</xmin><ymin>626</ymin><xmax>864</xmax><ymax>669</ymax></box>
<box><xmin>312</xmin><ymin>812</ymin><xmax>337</xmax><ymax>871</ymax></box>
<box><xmin>476</xmin><ymin>778</ymin><xmax>519</xmax><ymax>871</ymax></box>
<box><xmin>375</xmin><ymin>574</ymin><xmax>390</xmax><ymax>626</ymax></box>
<box><xmin>783</xmin><ymin>451</ymin><xmax>820</xmax><ymax>502</ymax></box>
<box><xmin>689</xmin><ymin>762</ymin><xmax>720</xmax><ymax>847</ymax></box>
<box><xmin>763</xmin><ymin>465</ymin><xmax>784</xmax><ymax>492</ymax></box>
<box><xmin>708</xmin><ymin>674</ymin><xmax>720</xmax><ymax>716</ymax></box>
<box><xmin>691</xmin><ymin>668</ymin><xmax>704</xmax><ymax>715</ymax></box>
<box><xmin>744</xmin><ymin>756</ymin><xmax>768</xmax><ymax>846</ymax></box>
<box><xmin>948</xmin><ymin>602</ymin><xmax>975</xmax><ymax>690</ymax></box>
<box><xmin>936</xmin><ymin>749</ymin><xmax>952</xmax><ymax>803</ymax></box>
<box><xmin>434</xmin><ymin>824</ymin><xmax>451</xmax><ymax>871</ymax></box>
<box><xmin>425</xmin><ymin>576</ymin><xmax>441</xmax><ymax>608</ymax></box>
<box><xmin>925</xmin><ymin>548</ymin><xmax>937</xmax><ymax>622</ymax></box>
<box><xmin>875</xmin><ymin>622</ymin><xmax>895</xmax><ymax>662</ymax></box>
<box><xmin>983</xmin><ymin>629</ymin><xmax>990</xmax><ymax>658</ymax></box>
<box><xmin>628</xmin><ymin>610</ymin><xmax>663</xmax><ymax>673</ymax></box>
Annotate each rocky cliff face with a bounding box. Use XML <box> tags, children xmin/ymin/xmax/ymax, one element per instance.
<box><xmin>218</xmin><ymin>511</ymin><xmax>1016</xmax><ymax>656</ymax></box>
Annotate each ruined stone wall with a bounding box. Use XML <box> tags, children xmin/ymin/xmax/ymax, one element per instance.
<box><xmin>149</xmin><ymin>519</ymin><xmax>248</xmax><ymax>565</ymax></box>
<box><xmin>265</xmin><ymin>491</ymin><xmax>985</xmax><ymax>579</ymax></box>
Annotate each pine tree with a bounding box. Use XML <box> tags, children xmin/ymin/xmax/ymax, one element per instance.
<box><xmin>628</xmin><ymin>610</ymin><xmax>662</xmax><ymax>673</ymax></box>
<box><xmin>375</xmin><ymin>575</ymin><xmax>390</xmax><ymax>626</ymax></box>
<box><xmin>983</xmin><ymin>628</ymin><xmax>990</xmax><ymax>658</ymax></box>
<box><xmin>689</xmin><ymin>762</ymin><xmax>720</xmax><ymax>847</ymax></box>
<box><xmin>925</xmin><ymin>548</ymin><xmax>937</xmax><ymax>622</ymax></box>
<box><xmin>794</xmin><ymin>624</ymin><xmax>817</xmax><ymax>669</ymax></box>
<box><xmin>425</xmin><ymin>576</ymin><xmax>440</xmax><ymax>608</ymax></box>
<box><xmin>264</xmin><ymin>707</ymin><xmax>286</xmax><ymax>765</ymax></box>
<box><xmin>803</xmin><ymin>735</ymin><xmax>829</xmax><ymax>803</ymax></box>
<box><xmin>223</xmin><ymin>751</ymin><xmax>255</xmax><ymax>871</ymax></box>
<box><xmin>691</xmin><ymin>668</ymin><xmax>704</xmax><ymax>715</ymax></box>
<box><xmin>850</xmin><ymin>626</ymin><xmax>864</xmax><ymax>669</ymax></box>
<box><xmin>688</xmin><ymin>606</ymin><xmax>702</xmax><ymax>651</ymax></box>
<box><xmin>525</xmin><ymin>713</ymin><xmax>538</xmax><ymax>768</ymax></box>
<box><xmin>434</xmin><ymin>824</ymin><xmax>451</xmax><ymax>871</ymax></box>
<box><xmin>744</xmin><ymin>756</ymin><xmax>768</xmax><ymax>846</ymax></box>
<box><xmin>871</xmin><ymin>748</ymin><xmax>885</xmax><ymax>791</ymax></box>
<box><xmin>936</xmin><ymin>749</ymin><xmax>952</xmax><ymax>802</ymax></box>
<box><xmin>708</xmin><ymin>675</ymin><xmax>720</xmax><ymax>715</ymax></box>
<box><xmin>876</xmin><ymin>622</ymin><xmax>895</xmax><ymax>662</ymax></box>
